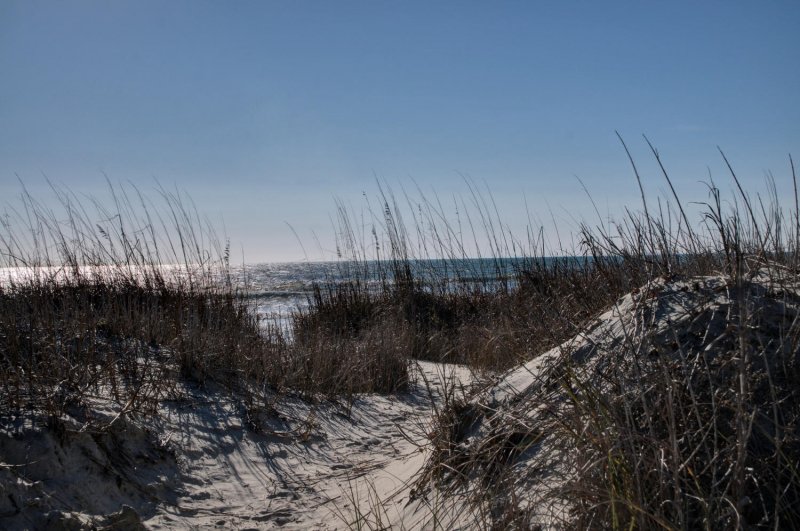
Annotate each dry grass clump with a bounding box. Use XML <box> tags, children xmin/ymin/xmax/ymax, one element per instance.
<box><xmin>286</xmin><ymin>282</ymin><xmax>410</xmax><ymax>394</ymax></box>
<box><xmin>0</xmin><ymin>183</ymin><xmax>411</xmax><ymax>426</ymax></box>
<box><xmin>0</xmin><ymin>280</ymin><xmax>266</xmax><ymax>418</ymax></box>
<box><xmin>293</xmin><ymin>188</ymin><xmax>711</xmax><ymax>378</ymax></box>
<box><xmin>407</xmin><ymin>150</ymin><xmax>800</xmax><ymax>529</ymax></box>
<box><xmin>0</xmin><ymin>184</ymin><xmax>276</xmax><ymax>420</ymax></box>
<box><xmin>563</xmin><ymin>272</ymin><xmax>800</xmax><ymax>529</ymax></box>
<box><xmin>291</xmin><ymin>211</ymin><xmax>605</xmax><ymax>377</ymax></box>
<box><xmin>558</xmin><ymin>151</ymin><xmax>800</xmax><ymax>527</ymax></box>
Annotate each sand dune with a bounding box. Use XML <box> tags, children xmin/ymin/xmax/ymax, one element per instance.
<box><xmin>3</xmin><ymin>270</ymin><xmax>798</xmax><ymax>529</ymax></box>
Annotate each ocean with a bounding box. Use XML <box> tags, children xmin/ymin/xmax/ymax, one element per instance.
<box><xmin>233</xmin><ymin>257</ymin><xmax>545</xmax><ymax>327</ymax></box>
<box><xmin>0</xmin><ymin>256</ymin><xmax>586</xmax><ymax>329</ymax></box>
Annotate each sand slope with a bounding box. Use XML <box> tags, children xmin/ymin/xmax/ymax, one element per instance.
<box><xmin>414</xmin><ymin>271</ymin><xmax>800</xmax><ymax>527</ymax></box>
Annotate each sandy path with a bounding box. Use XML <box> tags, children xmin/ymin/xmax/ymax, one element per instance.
<box><xmin>1</xmin><ymin>362</ymin><xmax>474</xmax><ymax>530</ymax></box>
<box><xmin>140</xmin><ymin>361</ymin><xmax>475</xmax><ymax>530</ymax></box>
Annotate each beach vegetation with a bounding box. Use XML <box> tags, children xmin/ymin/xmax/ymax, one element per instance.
<box><xmin>2</xmin><ymin>144</ymin><xmax>798</xmax><ymax>528</ymax></box>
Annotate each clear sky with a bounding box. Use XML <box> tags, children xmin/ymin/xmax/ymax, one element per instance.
<box><xmin>1</xmin><ymin>1</ymin><xmax>798</xmax><ymax>262</ymax></box>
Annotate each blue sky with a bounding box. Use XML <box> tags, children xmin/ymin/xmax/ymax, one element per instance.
<box><xmin>1</xmin><ymin>1</ymin><xmax>798</xmax><ymax>262</ymax></box>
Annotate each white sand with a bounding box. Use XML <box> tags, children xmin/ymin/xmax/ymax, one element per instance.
<box><xmin>1</xmin><ymin>361</ymin><xmax>475</xmax><ymax>530</ymax></box>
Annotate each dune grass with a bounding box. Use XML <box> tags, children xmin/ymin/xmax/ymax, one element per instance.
<box><xmin>0</xmin><ymin>183</ymin><xmax>272</xmax><ymax>421</ymax></box>
<box><xmin>404</xmin><ymin>151</ymin><xmax>800</xmax><ymax>529</ymax></box>
<box><xmin>0</xmin><ymin>180</ymin><xmax>420</xmax><ymax>422</ymax></box>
